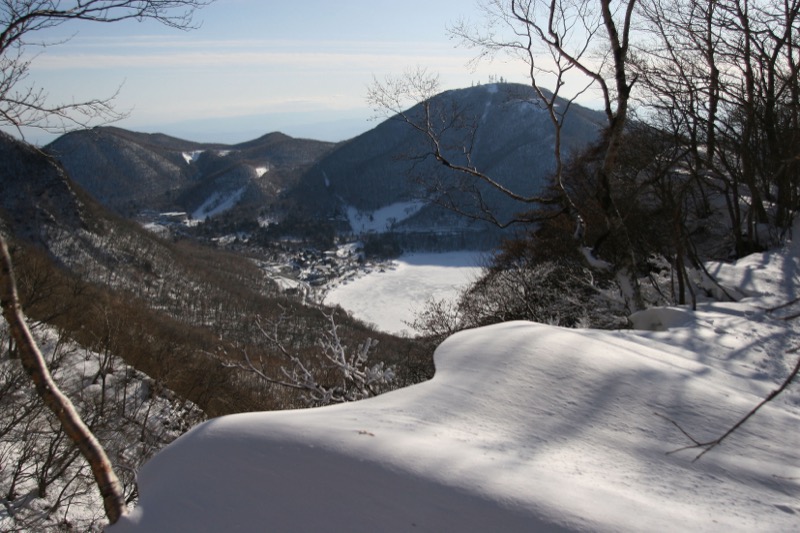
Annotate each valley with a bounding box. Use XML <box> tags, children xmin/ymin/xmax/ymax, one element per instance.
<box><xmin>3</xmin><ymin>75</ymin><xmax>798</xmax><ymax>531</ymax></box>
<box><xmin>31</xmin><ymin>83</ymin><xmax>602</xmax><ymax>346</ymax></box>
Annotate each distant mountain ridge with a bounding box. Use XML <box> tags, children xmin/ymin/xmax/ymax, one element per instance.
<box><xmin>47</xmin><ymin>126</ymin><xmax>336</xmax><ymax>219</ymax></box>
<box><xmin>45</xmin><ymin>83</ymin><xmax>605</xmax><ymax>248</ymax></box>
<box><xmin>0</xmin><ymin>131</ymin><xmax>270</xmax><ymax>303</ymax></box>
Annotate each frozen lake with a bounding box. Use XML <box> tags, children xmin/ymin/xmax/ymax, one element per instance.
<box><xmin>324</xmin><ymin>251</ymin><xmax>485</xmax><ymax>336</ymax></box>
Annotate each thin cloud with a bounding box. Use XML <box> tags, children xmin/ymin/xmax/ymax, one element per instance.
<box><xmin>56</xmin><ymin>35</ymin><xmax>451</xmax><ymax>53</ymax></box>
<box><xmin>31</xmin><ymin>48</ymin><xmax>474</xmax><ymax>72</ymax></box>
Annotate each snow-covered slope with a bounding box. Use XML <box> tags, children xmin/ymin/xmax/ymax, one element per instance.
<box><xmin>345</xmin><ymin>200</ymin><xmax>426</xmax><ymax>234</ymax></box>
<box><xmin>0</xmin><ymin>324</ymin><xmax>205</xmax><ymax>531</ymax></box>
<box><xmin>110</xmin><ymin>241</ymin><xmax>800</xmax><ymax>532</ymax></box>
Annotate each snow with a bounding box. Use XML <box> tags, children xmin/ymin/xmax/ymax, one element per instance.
<box><xmin>481</xmin><ymin>87</ymin><xmax>495</xmax><ymax>123</ymax></box>
<box><xmin>181</xmin><ymin>150</ymin><xmax>204</xmax><ymax>164</ymax></box>
<box><xmin>346</xmin><ymin>200</ymin><xmax>426</xmax><ymax>234</ymax></box>
<box><xmin>109</xmin><ymin>239</ymin><xmax>800</xmax><ymax>532</ymax></box>
<box><xmin>273</xmin><ymin>275</ymin><xmax>303</xmax><ymax>292</ymax></box>
<box><xmin>254</xmin><ymin>165</ymin><xmax>268</xmax><ymax>178</ymax></box>
<box><xmin>324</xmin><ymin>251</ymin><xmax>484</xmax><ymax>336</ymax></box>
<box><xmin>335</xmin><ymin>241</ymin><xmax>361</xmax><ymax>258</ymax></box>
<box><xmin>140</xmin><ymin>222</ymin><xmax>169</xmax><ymax>236</ymax></box>
<box><xmin>191</xmin><ymin>187</ymin><xmax>247</xmax><ymax>220</ymax></box>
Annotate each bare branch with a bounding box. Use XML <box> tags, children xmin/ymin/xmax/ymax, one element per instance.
<box><xmin>0</xmin><ymin>0</ymin><xmax>214</xmax><ymax>135</ymax></box>
<box><xmin>225</xmin><ymin>309</ymin><xmax>395</xmax><ymax>407</ymax></box>
<box><xmin>659</xmin><ymin>347</ymin><xmax>800</xmax><ymax>461</ymax></box>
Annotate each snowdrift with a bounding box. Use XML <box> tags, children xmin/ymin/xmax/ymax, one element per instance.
<box><xmin>111</xmin><ymin>295</ymin><xmax>799</xmax><ymax>531</ymax></box>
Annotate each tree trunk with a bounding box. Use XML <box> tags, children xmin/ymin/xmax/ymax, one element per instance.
<box><xmin>597</xmin><ymin>0</ymin><xmax>644</xmax><ymax>312</ymax></box>
<box><xmin>0</xmin><ymin>236</ymin><xmax>126</xmax><ymax>525</ymax></box>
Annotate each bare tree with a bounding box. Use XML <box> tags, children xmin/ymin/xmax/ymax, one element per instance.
<box><xmin>450</xmin><ymin>0</ymin><xmax>620</xmax><ymax>223</ymax></box>
<box><xmin>370</xmin><ymin>1</ymin><xmax>646</xmax><ymax>311</ymax></box>
<box><xmin>0</xmin><ymin>0</ymin><xmax>213</xmax><ymax>135</ymax></box>
<box><xmin>636</xmin><ymin>0</ymin><xmax>800</xmax><ymax>254</ymax></box>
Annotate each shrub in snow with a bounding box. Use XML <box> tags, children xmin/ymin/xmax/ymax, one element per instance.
<box><xmin>236</xmin><ymin>310</ymin><xmax>397</xmax><ymax>407</ymax></box>
<box><xmin>411</xmin><ymin>228</ymin><xmax>628</xmax><ymax>340</ymax></box>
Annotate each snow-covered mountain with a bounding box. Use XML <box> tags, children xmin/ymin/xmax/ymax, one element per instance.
<box><xmin>290</xmin><ymin>83</ymin><xmax>604</xmax><ymax>243</ymax></box>
<box><xmin>0</xmin><ymin>131</ymin><xmax>276</xmax><ymax>314</ymax></box>
<box><xmin>0</xmin><ymin>129</ymin><xmax>426</xmax><ymax>417</ymax></box>
<box><xmin>47</xmin><ymin>127</ymin><xmax>336</xmax><ymax>220</ymax></box>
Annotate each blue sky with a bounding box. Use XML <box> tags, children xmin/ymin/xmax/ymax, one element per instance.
<box><xmin>17</xmin><ymin>1</ymin><xmax>533</xmax><ymax>144</ymax></box>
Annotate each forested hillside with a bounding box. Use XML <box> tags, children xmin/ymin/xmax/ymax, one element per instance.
<box><xmin>48</xmin><ymin>127</ymin><xmax>336</xmax><ymax>220</ymax></box>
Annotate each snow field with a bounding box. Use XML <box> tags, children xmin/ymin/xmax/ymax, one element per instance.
<box><xmin>110</xmin><ymin>313</ymin><xmax>799</xmax><ymax>532</ymax></box>
<box><xmin>324</xmin><ymin>251</ymin><xmax>485</xmax><ymax>336</ymax></box>
<box><xmin>109</xmin><ymin>232</ymin><xmax>800</xmax><ymax>532</ymax></box>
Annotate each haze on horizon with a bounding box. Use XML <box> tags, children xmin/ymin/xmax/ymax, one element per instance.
<box><xmin>6</xmin><ymin>0</ymin><xmax>543</xmax><ymax>146</ymax></box>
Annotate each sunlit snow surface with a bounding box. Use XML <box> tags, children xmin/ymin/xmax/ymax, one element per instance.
<box><xmin>324</xmin><ymin>251</ymin><xmax>484</xmax><ymax>336</ymax></box>
<box><xmin>111</xmin><ymin>239</ymin><xmax>800</xmax><ymax>532</ymax></box>
<box><xmin>346</xmin><ymin>201</ymin><xmax>426</xmax><ymax>234</ymax></box>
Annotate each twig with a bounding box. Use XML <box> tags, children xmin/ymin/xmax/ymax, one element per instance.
<box><xmin>658</xmin><ymin>347</ymin><xmax>800</xmax><ymax>461</ymax></box>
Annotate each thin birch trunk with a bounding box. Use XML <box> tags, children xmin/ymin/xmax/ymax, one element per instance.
<box><xmin>0</xmin><ymin>235</ymin><xmax>126</xmax><ymax>525</ymax></box>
